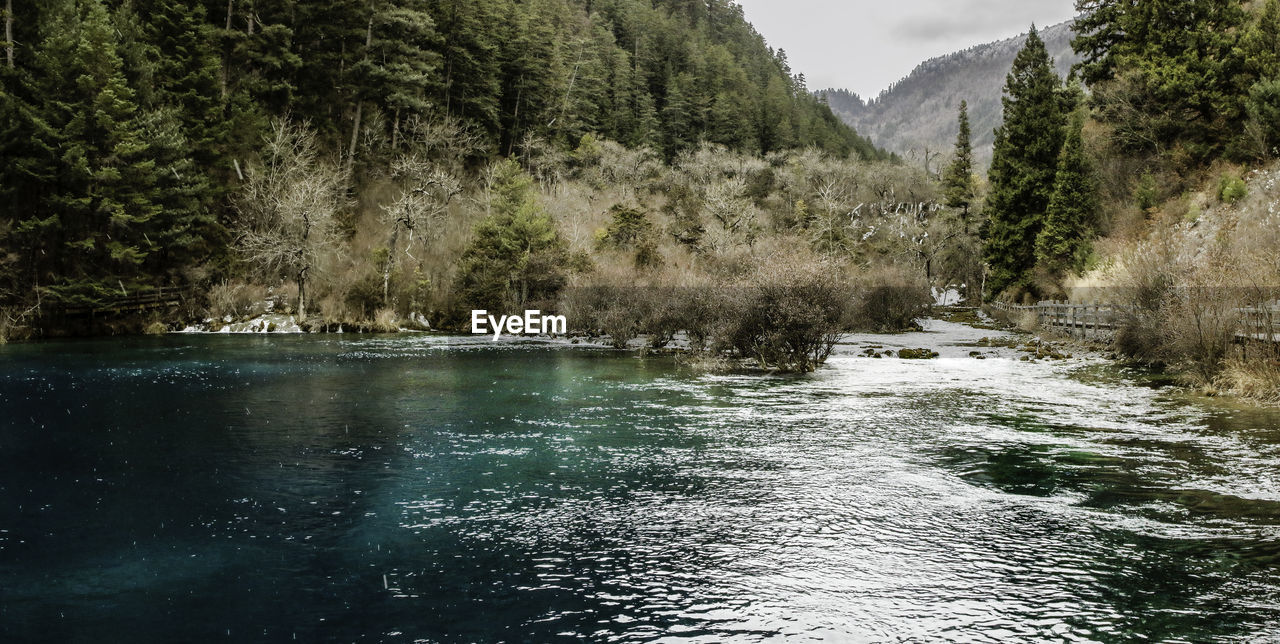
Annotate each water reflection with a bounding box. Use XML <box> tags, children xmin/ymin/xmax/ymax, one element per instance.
<box><xmin>1</xmin><ymin>323</ymin><xmax>1279</xmax><ymax>641</ymax></box>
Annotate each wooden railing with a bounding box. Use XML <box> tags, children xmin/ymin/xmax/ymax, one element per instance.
<box><xmin>987</xmin><ymin>300</ymin><xmax>1280</xmax><ymax>344</ymax></box>
<box><xmin>55</xmin><ymin>287</ymin><xmax>195</xmax><ymax>317</ymax></box>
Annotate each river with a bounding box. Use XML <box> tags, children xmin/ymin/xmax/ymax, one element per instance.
<box><xmin>2</xmin><ymin>320</ymin><xmax>1279</xmax><ymax>642</ymax></box>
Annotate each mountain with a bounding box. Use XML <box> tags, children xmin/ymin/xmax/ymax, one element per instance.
<box><xmin>820</xmin><ymin>21</ymin><xmax>1079</xmax><ymax>169</ymax></box>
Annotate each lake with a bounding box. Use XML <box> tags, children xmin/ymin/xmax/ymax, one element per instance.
<box><xmin>2</xmin><ymin>321</ymin><xmax>1280</xmax><ymax>642</ymax></box>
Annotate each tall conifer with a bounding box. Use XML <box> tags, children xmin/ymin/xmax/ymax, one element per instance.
<box><xmin>982</xmin><ymin>26</ymin><xmax>1065</xmax><ymax>299</ymax></box>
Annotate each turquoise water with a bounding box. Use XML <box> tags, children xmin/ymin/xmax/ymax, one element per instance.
<box><xmin>2</xmin><ymin>322</ymin><xmax>1280</xmax><ymax>642</ymax></box>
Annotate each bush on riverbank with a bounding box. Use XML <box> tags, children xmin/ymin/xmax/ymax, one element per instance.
<box><xmin>562</xmin><ymin>252</ymin><xmax>929</xmax><ymax>372</ymax></box>
<box><xmin>719</xmin><ymin>258</ymin><xmax>854</xmax><ymax>372</ymax></box>
<box><xmin>1072</xmin><ymin>164</ymin><xmax>1280</xmax><ymax>402</ymax></box>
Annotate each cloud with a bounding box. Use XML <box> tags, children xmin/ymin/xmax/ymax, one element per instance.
<box><xmin>735</xmin><ymin>0</ymin><xmax>1077</xmax><ymax>98</ymax></box>
<box><xmin>889</xmin><ymin>0</ymin><xmax>1074</xmax><ymax>42</ymax></box>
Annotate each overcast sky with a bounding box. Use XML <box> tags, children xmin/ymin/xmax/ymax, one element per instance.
<box><xmin>734</xmin><ymin>0</ymin><xmax>1079</xmax><ymax>99</ymax></box>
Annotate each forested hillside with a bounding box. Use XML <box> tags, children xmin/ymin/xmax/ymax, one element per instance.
<box><xmin>820</xmin><ymin>21</ymin><xmax>1078</xmax><ymax>169</ymax></box>
<box><xmin>971</xmin><ymin>0</ymin><xmax>1280</xmax><ymax>400</ymax></box>
<box><xmin>0</xmin><ymin>0</ymin><xmax>887</xmax><ymax>329</ymax></box>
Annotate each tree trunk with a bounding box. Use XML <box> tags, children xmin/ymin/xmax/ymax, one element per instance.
<box><xmin>220</xmin><ymin>0</ymin><xmax>234</xmax><ymax>100</ymax></box>
<box><xmin>299</xmin><ymin>212</ymin><xmax>311</xmax><ymax>319</ymax></box>
<box><xmin>4</xmin><ymin>0</ymin><xmax>13</xmax><ymax>69</ymax></box>
<box><xmin>345</xmin><ymin>15</ymin><xmax>374</xmax><ymax>183</ymax></box>
<box><xmin>346</xmin><ymin>101</ymin><xmax>363</xmax><ymax>180</ymax></box>
<box><xmin>383</xmin><ymin>223</ymin><xmax>400</xmax><ymax>304</ymax></box>
<box><xmin>297</xmin><ymin>268</ymin><xmax>308</xmax><ymax>320</ymax></box>
<box><xmin>391</xmin><ymin>108</ymin><xmax>401</xmax><ymax>151</ymax></box>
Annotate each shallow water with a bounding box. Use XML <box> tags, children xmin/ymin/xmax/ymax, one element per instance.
<box><xmin>2</xmin><ymin>321</ymin><xmax>1280</xmax><ymax>642</ymax></box>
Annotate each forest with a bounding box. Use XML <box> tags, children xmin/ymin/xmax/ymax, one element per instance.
<box><xmin>0</xmin><ymin>0</ymin><xmax>960</xmax><ymax>372</ymax></box>
<box><xmin>971</xmin><ymin>0</ymin><xmax>1280</xmax><ymax>401</ymax></box>
<box><xmin>9</xmin><ymin>0</ymin><xmax>1280</xmax><ymax>385</ymax></box>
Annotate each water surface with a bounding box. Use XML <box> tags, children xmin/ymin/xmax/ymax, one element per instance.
<box><xmin>2</xmin><ymin>322</ymin><xmax>1279</xmax><ymax>642</ymax></box>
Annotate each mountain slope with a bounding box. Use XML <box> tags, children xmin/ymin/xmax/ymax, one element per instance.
<box><xmin>821</xmin><ymin>21</ymin><xmax>1079</xmax><ymax>169</ymax></box>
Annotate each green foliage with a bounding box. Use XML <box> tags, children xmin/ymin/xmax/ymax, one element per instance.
<box><xmin>0</xmin><ymin>0</ymin><xmax>890</xmax><ymax>325</ymax></box>
<box><xmin>1219</xmin><ymin>173</ymin><xmax>1247</xmax><ymax>204</ymax></box>
<box><xmin>719</xmin><ymin>261</ymin><xmax>853</xmax><ymax>372</ymax></box>
<box><xmin>1134</xmin><ymin>173</ymin><xmax>1160</xmax><ymax>212</ymax></box>
<box><xmin>454</xmin><ymin>161</ymin><xmax>570</xmax><ymax>311</ymax></box>
<box><xmin>1073</xmin><ymin>0</ymin><xmax>1249</xmax><ymax>159</ymax></box>
<box><xmin>7</xmin><ymin>0</ymin><xmax>196</xmax><ymax>306</ymax></box>
<box><xmin>942</xmin><ymin>100</ymin><xmax>976</xmax><ymax>220</ymax></box>
<box><xmin>983</xmin><ymin>27</ymin><xmax>1066</xmax><ymax>298</ymax></box>
<box><xmin>1036</xmin><ymin>113</ymin><xmax>1098</xmax><ymax>275</ymax></box>
<box><xmin>1246</xmin><ymin>77</ymin><xmax>1280</xmax><ymax>156</ymax></box>
<box><xmin>600</xmin><ymin>205</ymin><xmax>653</xmax><ymax>250</ymax></box>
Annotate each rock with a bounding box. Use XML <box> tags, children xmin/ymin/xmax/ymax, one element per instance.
<box><xmin>898</xmin><ymin>348</ymin><xmax>940</xmax><ymax>360</ymax></box>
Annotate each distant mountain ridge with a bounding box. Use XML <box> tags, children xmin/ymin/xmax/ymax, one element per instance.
<box><xmin>820</xmin><ymin>21</ymin><xmax>1079</xmax><ymax>169</ymax></box>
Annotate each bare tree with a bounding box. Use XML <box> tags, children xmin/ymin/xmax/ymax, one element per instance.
<box><xmin>702</xmin><ymin>177</ymin><xmax>758</xmax><ymax>254</ymax></box>
<box><xmin>397</xmin><ymin>114</ymin><xmax>484</xmax><ymax>171</ymax></box>
<box><xmin>378</xmin><ymin>156</ymin><xmax>461</xmax><ymax>302</ymax></box>
<box><xmin>233</xmin><ymin>119</ymin><xmax>346</xmax><ymax>319</ymax></box>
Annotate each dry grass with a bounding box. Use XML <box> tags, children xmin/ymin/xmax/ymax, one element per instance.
<box><xmin>1214</xmin><ymin>358</ymin><xmax>1280</xmax><ymax>405</ymax></box>
<box><xmin>208</xmin><ymin>281</ymin><xmax>270</xmax><ymax>320</ymax></box>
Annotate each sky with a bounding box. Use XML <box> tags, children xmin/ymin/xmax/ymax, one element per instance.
<box><xmin>734</xmin><ymin>0</ymin><xmax>1079</xmax><ymax>99</ymax></box>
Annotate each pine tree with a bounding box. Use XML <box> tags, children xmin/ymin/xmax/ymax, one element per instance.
<box><xmin>1241</xmin><ymin>0</ymin><xmax>1280</xmax><ymax>79</ymax></box>
<box><xmin>136</xmin><ymin>0</ymin><xmax>228</xmax><ymax>164</ymax></box>
<box><xmin>497</xmin><ymin>0</ymin><xmax>559</xmax><ymax>155</ymax></box>
<box><xmin>121</xmin><ymin>0</ymin><xmax>228</xmax><ymax>272</ymax></box>
<box><xmin>216</xmin><ymin>0</ymin><xmax>301</xmax><ymax>154</ymax></box>
<box><xmin>942</xmin><ymin>100</ymin><xmax>975</xmax><ymax>229</ymax></box>
<box><xmin>1036</xmin><ymin>111</ymin><xmax>1097</xmax><ymax>276</ymax></box>
<box><xmin>453</xmin><ymin>159</ymin><xmax>570</xmax><ymax>310</ymax></box>
<box><xmin>1072</xmin><ymin>0</ymin><xmax>1247</xmax><ymax>156</ymax></box>
<box><xmin>982</xmin><ymin>26</ymin><xmax>1065</xmax><ymax>299</ymax></box>
<box><xmin>345</xmin><ymin>0</ymin><xmax>441</xmax><ymax>168</ymax></box>
<box><xmin>22</xmin><ymin>0</ymin><xmax>166</xmax><ymax>305</ymax></box>
<box><xmin>1071</xmin><ymin>0</ymin><xmax>1130</xmax><ymax>85</ymax></box>
<box><xmin>430</xmin><ymin>0</ymin><xmax>505</xmax><ymax>142</ymax></box>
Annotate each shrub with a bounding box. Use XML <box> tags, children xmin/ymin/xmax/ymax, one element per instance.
<box><xmin>453</xmin><ymin>165</ymin><xmax>572</xmax><ymax>312</ymax></box>
<box><xmin>1134</xmin><ymin>173</ymin><xmax>1159</xmax><ymax>212</ymax></box>
<box><xmin>604</xmin><ymin>205</ymin><xmax>651</xmax><ymax>248</ymax></box>
<box><xmin>1163</xmin><ymin>286</ymin><xmax>1241</xmax><ymax>383</ymax></box>
<box><xmin>344</xmin><ymin>274</ymin><xmax>384</xmax><ymax>321</ymax></box>
<box><xmin>720</xmin><ymin>260</ymin><xmax>854</xmax><ymax>372</ymax></box>
<box><xmin>1246</xmin><ymin>78</ymin><xmax>1280</xmax><ymax>158</ymax></box>
<box><xmin>851</xmin><ymin>266</ymin><xmax>931</xmax><ymax>332</ymax></box>
<box><xmin>562</xmin><ymin>285</ymin><xmax>639</xmax><ymax>348</ymax></box>
<box><xmin>1218</xmin><ymin>173</ymin><xmax>1247</xmax><ymax>204</ymax></box>
<box><xmin>208</xmin><ymin>281</ymin><xmax>269</xmax><ymax>320</ymax></box>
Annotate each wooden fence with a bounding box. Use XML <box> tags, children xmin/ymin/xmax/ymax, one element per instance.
<box><xmin>987</xmin><ymin>300</ymin><xmax>1280</xmax><ymax>344</ymax></box>
<box><xmin>54</xmin><ymin>287</ymin><xmax>194</xmax><ymax>317</ymax></box>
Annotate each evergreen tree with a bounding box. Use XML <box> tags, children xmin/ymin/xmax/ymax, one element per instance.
<box><xmin>0</xmin><ymin>0</ymin><xmax>887</xmax><ymax>322</ymax></box>
<box><xmin>942</xmin><ymin>100</ymin><xmax>975</xmax><ymax>228</ymax></box>
<box><xmin>430</xmin><ymin>0</ymin><xmax>505</xmax><ymax>142</ymax></box>
<box><xmin>19</xmin><ymin>0</ymin><xmax>166</xmax><ymax>305</ymax></box>
<box><xmin>982</xmin><ymin>26</ymin><xmax>1065</xmax><ymax>299</ymax></box>
<box><xmin>345</xmin><ymin>0</ymin><xmax>441</xmax><ymax>168</ymax></box>
<box><xmin>215</xmin><ymin>0</ymin><xmax>301</xmax><ymax>154</ymax></box>
<box><xmin>1036</xmin><ymin>111</ymin><xmax>1097</xmax><ymax>276</ymax></box>
<box><xmin>454</xmin><ymin>160</ymin><xmax>570</xmax><ymax>310</ymax></box>
<box><xmin>1241</xmin><ymin>0</ymin><xmax>1280</xmax><ymax>79</ymax></box>
<box><xmin>1072</xmin><ymin>0</ymin><xmax>1247</xmax><ymax>157</ymax></box>
<box><xmin>1071</xmin><ymin>0</ymin><xmax>1132</xmax><ymax>85</ymax></box>
<box><xmin>135</xmin><ymin>1</ymin><xmax>226</xmax><ymax>168</ymax></box>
